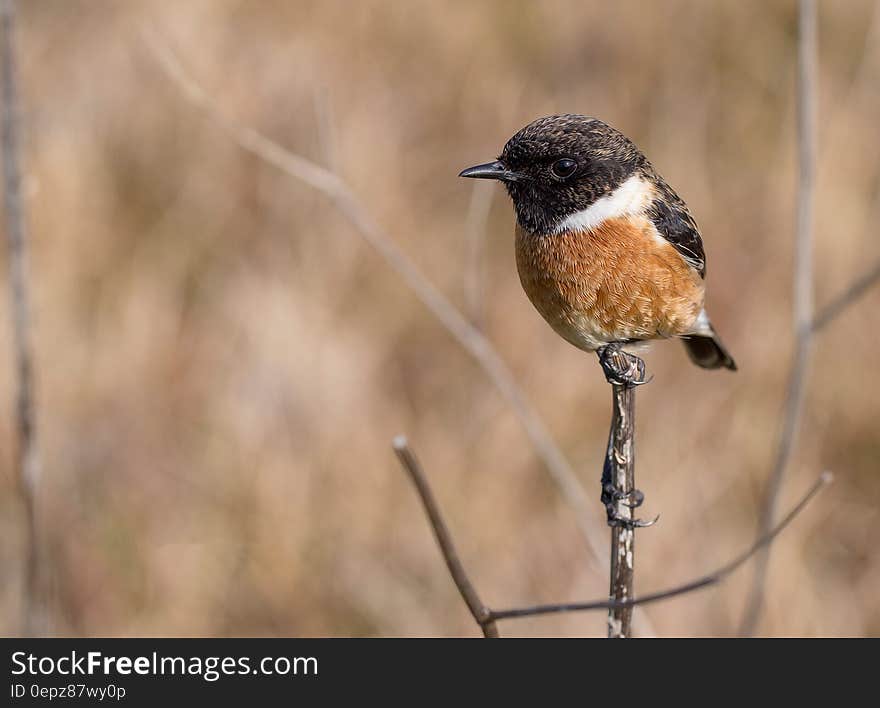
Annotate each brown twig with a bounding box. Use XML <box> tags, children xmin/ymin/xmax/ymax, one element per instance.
<box><xmin>605</xmin><ymin>382</ymin><xmax>638</xmax><ymax>638</ymax></box>
<box><xmin>392</xmin><ymin>436</ymin><xmax>499</xmax><ymax>638</ymax></box>
<box><xmin>811</xmin><ymin>259</ymin><xmax>880</xmax><ymax>332</ymax></box>
<box><xmin>740</xmin><ymin>0</ymin><xmax>817</xmax><ymax>636</ymax></box>
<box><xmin>394</xmin><ymin>435</ymin><xmax>830</xmax><ymax>633</ymax></box>
<box><xmin>143</xmin><ymin>31</ymin><xmax>617</xmax><ymax>575</ymax></box>
<box><xmin>1</xmin><ymin>0</ymin><xmax>41</xmax><ymax>637</ymax></box>
<box><xmin>599</xmin><ymin>350</ymin><xmax>655</xmax><ymax>638</ymax></box>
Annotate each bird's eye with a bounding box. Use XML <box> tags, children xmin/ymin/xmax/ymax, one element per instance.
<box><xmin>551</xmin><ymin>158</ymin><xmax>577</xmax><ymax>179</ymax></box>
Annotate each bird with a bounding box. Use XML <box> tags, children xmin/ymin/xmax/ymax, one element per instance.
<box><xmin>459</xmin><ymin>114</ymin><xmax>736</xmax><ymax>384</ymax></box>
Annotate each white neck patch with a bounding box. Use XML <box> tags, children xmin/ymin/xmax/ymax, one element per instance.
<box><xmin>554</xmin><ymin>174</ymin><xmax>654</xmax><ymax>234</ymax></box>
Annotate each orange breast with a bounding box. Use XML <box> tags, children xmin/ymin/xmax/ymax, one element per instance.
<box><xmin>515</xmin><ymin>216</ymin><xmax>705</xmax><ymax>352</ymax></box>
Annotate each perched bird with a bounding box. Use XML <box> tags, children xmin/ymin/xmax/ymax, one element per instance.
<box><xmin>460</xmin><ymin>114</ymin><xmax>736</xmax><ymax>382</ymax></box>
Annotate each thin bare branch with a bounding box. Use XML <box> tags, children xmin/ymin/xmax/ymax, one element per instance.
<box><xmin>392</xmin><ymin>436</ymin><xmax>499</xmax><ymax>638</ymax></box>
<box><xmin>1</xmin><ymin>0</ymin><xmax>42</xmax><ymax>637</ymax></box>
<box><xmin>605</xmin><ymin>382</ymin><xmax>637</xmax><ymax>638</ymax></box>
<box><xmin>395</xmin><ymin>434</ymin><xmax>829</xmax><ymax>632</ymax></box>
<box><xmin>812</xmin><ymin>259</ymin><xmax>880</xmax><ymax>332</ymax></box>
<box><xmin>740</xmin><ymin>0</ymin><xmax>818</xmax><ymax>636</ymax></box>
<box><xmin>599</xmin><ymin>350</ymin><xmax>655</xmax><ymax>638</ymax></box>
<box><xmin>144</xmin><ymin>31</ymin><xmax>618</xmax><ymax>577</ymax></box>
<box><xmin>490</xmin><ymin>472</ymin><xmax>831</xmax><ymax>621</ymax></box>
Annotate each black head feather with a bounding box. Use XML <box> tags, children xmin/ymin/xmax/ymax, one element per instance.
<box><xmin>498</xmin><ymin>114</ymin><xmax>646</xmax><ymax>234</ymax></box>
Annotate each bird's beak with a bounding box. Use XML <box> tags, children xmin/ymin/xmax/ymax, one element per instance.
<box><xmin>459</xmin><ymin>160</ymin><xmax>523</xmax><ymax>182</ymax></box>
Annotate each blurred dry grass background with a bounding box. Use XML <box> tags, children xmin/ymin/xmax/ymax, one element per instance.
<box><xmin>1</xmin><ymin>0</ymin><xmax>879</xmax><ymax>637</ymax></box>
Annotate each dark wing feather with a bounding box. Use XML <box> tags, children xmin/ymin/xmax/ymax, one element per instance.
<box><xmin>646</xmin><ymin>175</ymin><xmax>706</xmax><ymax>278</ymax></box>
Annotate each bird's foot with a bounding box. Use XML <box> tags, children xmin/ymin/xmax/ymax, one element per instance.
<box><xmin>606</xmin><ymin>509</ymin><xmax>660</xmax><ymax>529</ymax></box>
<box><xmin>601</xmin><ymin>483</ymin><xmax>659</xmax><ymax>528</ymax></box>
<box><xmin>597</xmin><ymin>344</ymin><xmax>649</xmax><ymax>387</ymax></box>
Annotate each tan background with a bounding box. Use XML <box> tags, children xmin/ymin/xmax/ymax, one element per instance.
<box><xmin>1</xmin><ymin>0</ymin><xmax>878</xmax><ymax>637</ymax></box>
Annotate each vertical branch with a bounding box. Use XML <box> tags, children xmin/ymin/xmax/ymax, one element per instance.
<box><xmin>1</xmin><ymin>0</ymin><xmax>42</xmax><ymax>636</ymax></box>
<box><xmin>740</xmin><ymin>0</ymin><xmax>817</xmax><ymax>636</ymax></box>
<box><xmin>793</xmin><ymin>0</ymin><xmax>817</xmax><ymax>345</ymax></box>
<box><xmin>605</xmin><ymin>383</ymin><xmax>637</xmax><ymax>638</ymax></box>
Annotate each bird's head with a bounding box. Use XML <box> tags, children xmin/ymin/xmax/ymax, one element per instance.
<box><xmin>460</xmin><ymin>114</ymin><xmax>648</xmax><ymax>235</ymax></box>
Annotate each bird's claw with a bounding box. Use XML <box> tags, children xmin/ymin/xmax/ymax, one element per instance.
<box><xmin>597</xmin><ymin>345</ymin><xmax>649</xmax><ymax>387</ymax></box>
<box><xmin>601</xmin><ymin>484</ymin><xmax>656</xmax><ymax>528</ymax></box>
<box><xmin>602</xmin><ymin>483</ymin><xmax>644</xmax><ymax>508</ymax></box>
<box><xmin>605</xmin><ymin>510</ymin><xmax>660</xmax><ymax>529</ymax></box>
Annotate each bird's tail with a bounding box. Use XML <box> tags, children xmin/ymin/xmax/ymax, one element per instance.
<box><xmin>682</xmin><ymin>332</ymin><xmax>737</xmax><ymax>370</ymax></box>
<box><xmin>682</xmin><ymin>309</ymin><xmax>737</xmax><ymax>371</ymax></box>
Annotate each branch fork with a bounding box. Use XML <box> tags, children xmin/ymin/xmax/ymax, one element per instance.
<box><xmin>393</xmin><ymin>434</ymin><xmax>829</xmax><ymax>638</ymax></box>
